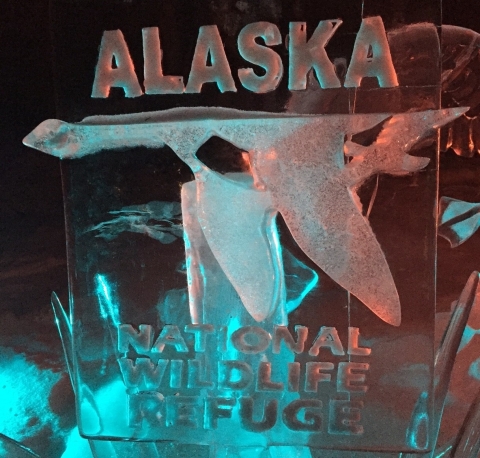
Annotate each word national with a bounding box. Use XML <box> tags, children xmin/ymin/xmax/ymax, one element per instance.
<box><xmin>92</xmin><ymin>16</ymin><xmax>398</xmax><ymax>98</ymax></box>
<box><xmin>117</xmin><ymin>324</ymin><xmax>372</xmax><ymax>357</ymax></box>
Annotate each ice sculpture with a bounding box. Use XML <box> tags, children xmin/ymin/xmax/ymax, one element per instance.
<box><xmin>438</xmin><ymin>197</ymin><xmax>480</xmax><ymax>247</ymax></box>
<box><xmin>22</xmin><ymin>106</ymin><xmax>464</xmax><ymax>452</ymax></box>
<box><xmin>0</xmin><ymin>434</ymin><xmax>40</xmax><ymax>457</ymax></box>
<box><xmin>436</xmin><ymin>27</ymin><xmax>480</xmax><ymax>251</ymax></box>
<box><xmin>25</xmin><ymin>107</ymin><xmax>465</xmax><ymax>327</ymax></box>
<box><xmin>21</xmin><ymin>0</ymin><xmax>480</xmax><ymax>453</ymax></box>
<box><xmin>440</xmin><ymin>26</ymin><xmax>480</xmax><ymax>157</ymax></box>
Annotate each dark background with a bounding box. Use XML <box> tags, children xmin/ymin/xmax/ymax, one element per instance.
<box><xmin>1</xmin><ymin>0</ymin><xmax>480</xmax><ymax>456</ymax></box>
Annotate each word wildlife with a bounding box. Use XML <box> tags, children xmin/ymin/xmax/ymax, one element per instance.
<box><xmin>92</xmin><ymin>16</ymin><xmax>398</xmax><ymax>97</ymax></box>
<box><xmin>118</xmin><ymin>324</ymin><xmax>372</xmax><ymax>435</ymax></box>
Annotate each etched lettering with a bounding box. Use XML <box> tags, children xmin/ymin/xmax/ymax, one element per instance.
<box><xmin>115</xmin><ymin>321</ymin><xmax>373</xmax><ymax>436</ymax></box>
<box><xmin>166</xmin><ymin>396</ymin><xmax>203</xmax><ymax>428</ymax></box>
<box><xmin>185</xmin><ymin>25</ymin><xmax>237</xmax><ymax>93</ymax></box>
<box><xmin>217</xmin><ymin>326</ymin><xmax>228</xmax><ymax>353</ymax></box>
<box><xmin>142</xmin><ymin>27</ymin><xmax>184</xmax><ymax>94</ymax></box>
<box><xmin>118</xmin><ymin>324</ymin><xmax>153</xmax><ymax>355</ymax></box>
<box><xmin>231</xmin><ymin>326</ymin><xmax>271</xmax><ymax>354</ymax></box>
<box><xmin>218</xmin><ymin>360</ymin><xmax>254</xmax><ymax>390</ymax></box>
<box><xmin>287</xmin><ymin>362</ymin><xmax>301</xmax><ymax>392</ymax></box>
<box><xmin>239</xmin><ymin>397</ymin><xmax>278</xmax><ymax>432</ymax></box>
<box><xmin>118</xmin><ymin>357</ymin><xmax>168</xmax><ymax>390</ymax></box>
<box><xmin>337</xmin><ymin>362</ymin><xmax>369</xmax><ymax>393</ymax></box>
<box><xmin>257</xmin><ymin>362</ymin><xmax>284</xmax><ymax>391</ymax></box>
<box><xmin>204</xmin><ymin>397</ymin><xmax>235</xmax><ymax>430</ymax></box>
<box><xmin>288</xmin><ymin>20</ymin><xmax>342</xmax><ymax>90</ymax></box>
<box><xmin>238</xmin><ymin>22</ymin><xmax>283</xmax><ymax>93</ymax></box>
<box><xmin>169</xmin><ymin>359</ymin><xmax>184</xmax><ymax>389</ymax></box>
<box><xmin>283</xmin><ymin>399</ymin><xmax>323</xmax><ymax>431</ymax></box>
<box><xmin>185</xmin><ymin>324</ymin><xmax>214</xmax><ymax>352</ymax></box>
<box><xmin>152</xmin><ymin>325</ymin><xmax>189</xmax><ymax>353</ymax></box>
<box><xmin>344</xmin><ymin>16</ymin><xmax>398</xmax><ymax>88</ymax></box>
<box><xmin>305</xmin><ymin>362</ymin><xmax>335</xmax><ymax>392</ymax></box>
<box><xmin>91</xmin><ymin>30</ymin><xmax>143</xmax><ymax>98</ymax></box>
<box><xmin>348</xmin><ymin>327</ymin><xmax>371</xmax><ymax>356</ymax></box>
<box><xmin>308</xmin><ymin>327</ymin><xmax>345</xmax><ymax>356</ymax></box>
<box><xmin>92</xmin><ymin>17</ymin><xmax>399</xmax><ymax>96</ymax></box>
<box><xmin>187</xmin><ymin>359</ymin><xmax>214</xmax><ymax>389</ymax></box>
<box><xmin>272</xmin><ymin>325</ymin><xmax>308</xmax><ymax>354</ymax></box>
<box><xmin>328</xmin><ymin>400</ymin><xmax>364</xmax><ymax>435</ymax></box>
<box><xmin>128</xmin><ymin>392</ymin><xmax>164</xmax><ymax>428</ymax></box>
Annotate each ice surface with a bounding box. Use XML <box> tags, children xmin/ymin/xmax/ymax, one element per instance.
<box><xmin>438</xmin><ymin>197</ymin><xmax>480</xmax><ymax>247</ymax></box>
<box><xmin>24</xmin><ymin>107</ymin><xmax>466</xmax><ymax>326</ymax></box>
<box><xmin>182</xmin><ymin>174</ymin><xmax>318</xmax><ymax>325</ymax></box>
<box><xmin>88</xmin><ymin>201</ymin><xmax>182</xmax><ymax>243</ymax></box>
<box><xmin>342</xmin><ymin>110</ymin><xmax>458</xmax><ymax>185</ymax></box>
<box><xmin>20</xmin><ymin>105</ymin><xmax>466</xmax><ymax>451</ymax></box>
<box><xmin>237</xmin><ymin>22</ymin><xmax>283</xmax><ymax>94</ymax></box>
<box><xmin>182</xmin><ymin>177</ymin><xmax>287</xmax><ymax>325</ymax></box>
<box><xmin>387</xmin><ymin>23</ymin><xmax>441</xmax><ymax>87</ymax></box>
<box><xmin>244</xmin><ymin>110</ymin><xmax>465</xmax><ymax>326</ymax></box>
<box><xmin>434</xmin><ymin>272</ymin><xmax>480</xmax><ymax>454</ymax></box>
<box><xmin>283</xmin><ymin>249</ymin><xmax>318</xmax><ymax>314</ymax></box>
<box><xmin>91</xmin><ymin>30</ymin><xmax>143</xmax><ymax>98</ymax></box>
<box><xmin>19</xmin><ymin>0</ymin><xmax>480</xmax><ymax>450</ymax></box>
<box><xmin>344</xmin><ymin>17</ymin><xmax>398</xmax><ymax>88</ymax></box>
<box><xmin>0</xmin><ymin>349</ymin><xmax>62</xmax><ymax>452</ymax></box>
<box><xmin>441</xmin><ymin>26</ymin><xmax>480</xmax><ymax>157</ymax></box>
<box><xmin>194</xmin><ymin>171</ymin><xmax>284</xmax><ymax>323</ymax></box>
<box><xmin>184</xmin><ymin>26</ymin><xmax>237</xmax><ymax>94</ymax></box>
<box><xmin>51</xmin><ymin>293</ymin><xmax>74</xmax><ymax>388</ymax></box>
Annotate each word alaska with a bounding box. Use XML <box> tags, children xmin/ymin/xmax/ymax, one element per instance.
<box><xmin>92</xmin><ymin>16</ymin><xmax>398</xmax><ymax>98</ymax></box>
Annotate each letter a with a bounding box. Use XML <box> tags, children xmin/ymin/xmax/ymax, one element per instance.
<box><xmin>185</xmin><ymin>26</ymin><xmax>237</xmax><ymax>93</ymax></box>
<box><xmin>91</xmin><ymin>30</ymin><xmax>143</xmax><ymax>98</ymax></box>
<box><xmin>308</xmin><ymin>327</ymin><xmax>345</xmax><ymax>356</ymax></box>
<box><xmin>344</xmin><ymin>16</ymin><xmax>398</xmax><ymax>88</ymax></box>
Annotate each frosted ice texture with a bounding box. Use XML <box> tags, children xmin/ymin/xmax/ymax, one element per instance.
<box><xmin>24</xmin><ymin>107</ymin><xmax>465</xmax><ymax>327</ymax></box>
<box><xmin>88</xmin><ymin>201</ymin><xmax>183</xmax><ymax>243</ymax></box>
<box><xmin>344</xmin><ymin>16</ymin><xmax>398</xmax><ymax>88</ymax></box>
<box><xmin>188</xmin><ymin>171</ymin><xmax>284</xmax><ymax>323</ymax></box>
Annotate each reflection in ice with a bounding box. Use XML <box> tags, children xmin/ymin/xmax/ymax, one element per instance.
<box><xmin>88</xmin><ymin>201</ymin><xmax>183</xmax><ymax>244</ymax></box>
<box><xmin>438</xmin><ymin>197</ymin><xmax>480</xmax><ymax>248</ymax></box>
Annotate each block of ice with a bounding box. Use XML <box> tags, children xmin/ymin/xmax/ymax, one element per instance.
<box><xmin>24</xmin><ymin>107</ymin><xmax>466</xmax><ymax>326</ymax></box>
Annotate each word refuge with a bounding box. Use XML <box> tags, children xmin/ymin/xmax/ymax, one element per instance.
<box><xmin>92</xmin><ymin>16</ymin><xmax>398</xmax><ymax>98</ymax></box>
